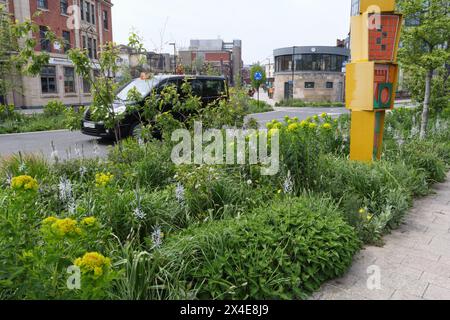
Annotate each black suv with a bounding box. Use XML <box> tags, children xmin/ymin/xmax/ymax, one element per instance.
<box><xmin>81</xmin><ymin>75</ymin><xmax>228</xmax><ymax>139</ymax></box>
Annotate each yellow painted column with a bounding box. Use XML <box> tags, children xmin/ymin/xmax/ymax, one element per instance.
<box><xmin>346</xmin><ymin>0</ymin><xmax>402</xmax><ymax>162</ymax></box>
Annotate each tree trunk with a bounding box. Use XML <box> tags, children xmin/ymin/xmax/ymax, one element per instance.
<box><xmin>420</xmin><ymin>69</ymin><xmax>433</xmax><ymax>139</ymax></box>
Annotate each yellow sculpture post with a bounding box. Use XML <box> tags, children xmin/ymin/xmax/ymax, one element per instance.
<box><xmin>347</xmin><ymin>0</ymin><xmax>403</xmax><ymax>161</ymax></box>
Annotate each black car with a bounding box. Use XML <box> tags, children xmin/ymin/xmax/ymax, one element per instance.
<box><xmin>81</xmin><ymin>75</ymin><xmax>228</xmax><ymax>139</ymax></box>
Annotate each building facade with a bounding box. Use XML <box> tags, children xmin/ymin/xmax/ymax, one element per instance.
<box><xmin>178</xmin><ymin>39</ymin><xmax>242</xmax><ymax>86</ymax></box>
<box><xmin>116</xmin><ymin>45</ymin><xmax>175</xmax><ymax>82</ymax></box>
<box><xmin>2</xmin><ymin>0</ymin><xmax>113</xmax><ymax>108</ymax></box>
<box><xmin>273</xmin><ymin>45</ymin><xmax>350</xmax><ymax>102</ymax></box>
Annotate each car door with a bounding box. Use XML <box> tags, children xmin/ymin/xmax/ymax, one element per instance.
<box><xmin>202</xmin><ymin>79</ymin><xmax>227</xmax><ymax>105</ymax></box>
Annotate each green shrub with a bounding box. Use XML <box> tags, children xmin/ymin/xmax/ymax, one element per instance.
<box><xmin>389</xmin><ymin>139</ymin><xmax>447</xmax><ymax>184</ymax></box>
<box><xmin>43</xmin><ymin>100</ymin><xmax>66</xmax><ymax>116</ymax></box>
<box><xmin>155</xmin><ymin>196</ymin><xmax>360</xmax><ymax>300</ymax></box>
<box><xmin>0</xmin><ymin>104</ymin><xmax>21</xmax><ymax>121</ymax></box>
<box><xmin>312</xmin><ymin>155</ymin><xmax>428</xmax><ymax>243</ymax></box>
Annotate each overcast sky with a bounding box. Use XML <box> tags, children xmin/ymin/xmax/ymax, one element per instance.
<box><xmin>112</xmin><ymin>0</ymin><xmax>352</xmax><ymax>65</ymax></box>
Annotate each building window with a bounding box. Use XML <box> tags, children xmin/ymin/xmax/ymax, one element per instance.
<box><xmin>85</xmin><ymin>1</ymin><xmax>91</xmax><ymax>23</ymax></box>
<box><xmin>62</xmin><ymin>31</ymin><xmax>71</xmax><ymax>53</ymax></box>
<box><xmin>305</xmin><ymin>82</ymin><xmax>315</xmax><ymax>89</ymax></box>
<box><xmin>40</xmin><ymin>26</ymin><xmax>50</xmax><ymax>52</ymax></box>
<box><xmin>41</xmin><ymin>66</ymin><xmax>57</xmax><ymax>94</ymax></box>
<box><xmin>60</xmin><ymin>0</ymin><xmax>68</xmax><ymax>15</ymax></box>
<box><xmin>83</xmin><ymin>73</ymin><xmax>92</xmax><ymax>93</ymax></box>
<box><xmin>87</xmin><ymin>37</ymin><xmax>93</xmax><ymax>58</ymax></box>
<box><xmin>103</xmin><ymin>11</ymin><xmax>109</xmax><ymax>30</ymax></box>
<box><xmin>326</xmin><ymin>82</ymin><xmax>334</xmax><ymax>89</ymax></box>
<box><xmin>37</xmin><ymin>0</ymin><xmax>48</xmax><ymax>9</ymax></box>
<box><xmin>82</xmin><ymin>35</ymin><xmax>87</xmax><ymax>50</ymax></box>
<box><xmin>91</xmin><ymin>4</ymin><xmax>95</xmax><ymax>25</ymax></box>
<box><xmin>93</xmin><ymin>38</ymin><xmax>97</xmax><ymax>59</ymax></box>
<box><xmin>64</xmin><ymin>67</ymin><xmax>76</xmax><ymax>93</ymax></box>
<box><xmin>80</xmin><ymin>0</ymin><xmax>84</xmax><ymax>20</ymax></box>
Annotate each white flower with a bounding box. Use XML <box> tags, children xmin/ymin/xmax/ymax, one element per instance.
<box><xmin>68</xmin><ymin>200</ymin><xmax>76</xmax><ymax>215</ymax></box>
<box><xmin>133</xmin><ymin>207</ymin><xmax>146</xmax><ymax>220</ymax></box>
<box><xmin>18</xmin><ymin>162</ymin><xmax>27</xmax><ymax>173</ymax></box>
<box><xmin>50</xmin><ymin>150</ymin><xmax>59</xmax><ymax>162</ymax></box>
<box><xmin>175</xmin><ymin>183</ymin><xmax>185</xmax><ymax>204</ymax></box>
<box><xmin>79</xmin><ymin>166</ymin><xmax>87</xmax><ymax>177</ymax></box>
<box><xmin>246</xmin><ymin>180</ymin><xmax>253</xmax><ymax>186</ymax></box>
<box><xmin>58</xmin><ymin>177</ymin><xmax>73</xmax><ymax>203</ymax></box>
<box><xmin>151</xmin><ymin>226</ymin><xmax>163</xmax><ymax>248</ymax></box>
<box><xmin>283</xmin><ymin>171</ymin><xmax>294</xmax><ymax>194</ymax></box>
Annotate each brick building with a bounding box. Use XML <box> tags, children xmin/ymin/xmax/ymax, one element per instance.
<box><xmin>1</xmin><ymin>0</ymin><xmax>113</xmax><ymax>108</ymax></box>
<box><xmin>178</xmin><ymin>39</ymin><xmax>242</xmax><ymax>86</ymax></box>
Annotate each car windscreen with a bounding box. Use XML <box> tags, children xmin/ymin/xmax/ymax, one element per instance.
<box><xmin>116</xmin><ymin>78</ymin><xmax>159</xmax><ymax>101</ymax></box>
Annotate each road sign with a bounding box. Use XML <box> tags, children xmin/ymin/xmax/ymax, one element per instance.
<box><xmin>254</xmin><ymin>71</ymin><xmax>263</xmax><ymax>81</ymax></box>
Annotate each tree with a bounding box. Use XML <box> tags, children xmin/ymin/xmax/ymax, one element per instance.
<box><xmin>397</xmin><ymin>0</ymin><xmax>450</xmax><ymax>139</ymax></box>
<box><xmin>0</xmin><ymin>5</ymin><xmax>54</xmax><ymax>105</ymax></box>
<box><xmin>68</xmin><ymin>42</ymin><xmax>122</xmax><ymax>143</ymax></box>
<box><xmin>250</xmin><ymin>64</ymin><xmax>266</xmax><ymax>106</ymax></box>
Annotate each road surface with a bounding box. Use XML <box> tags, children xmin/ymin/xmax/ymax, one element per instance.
<box><xmin>0</xmin><ymin>106</ymin><xmax>348</xmax><ymax>160</ymax></box>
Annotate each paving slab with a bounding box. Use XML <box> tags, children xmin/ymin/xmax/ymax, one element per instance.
<box><xmin>312</xmin><ymin>173</ymin><xmax>450</xmax><ymax>300</ymax></box>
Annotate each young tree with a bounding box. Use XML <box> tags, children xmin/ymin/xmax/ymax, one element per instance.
<box><xmin>397</xmin><ymin>0</ymin><xmax>450</xmax><ymax>139</ymax></box>
<box><xmin>0</xmin><ymin>5</ymin><xmax>54</xmax><ymax>105</ymax></box>
<box><xmin>250</xmin><ymin>64</ymin><xmax>266</xmax><ymax>107</ymax></box>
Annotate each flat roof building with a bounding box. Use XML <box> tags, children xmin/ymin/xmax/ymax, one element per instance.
<box><xmin>273</xmin><ymin>44</ymin><xmax>350</xmax><ymax>102</ymax></box>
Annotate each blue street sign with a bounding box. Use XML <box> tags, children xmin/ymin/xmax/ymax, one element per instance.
<box><xmin>254</xmin><ymin>71</ymin><xmax>263</xmax><ymax>81</ymax></box>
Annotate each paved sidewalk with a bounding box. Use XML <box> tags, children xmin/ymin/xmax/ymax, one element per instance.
<box><xmin>312</xmin><ymin>173</ymin><xmax>450</xmax><ymax>300</ymax></box>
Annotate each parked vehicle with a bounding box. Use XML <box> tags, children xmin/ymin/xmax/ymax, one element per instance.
<box><xmin>81</xmin><ymin>75</ymin><xmax>228</xmax><ymax>139</ymax></box>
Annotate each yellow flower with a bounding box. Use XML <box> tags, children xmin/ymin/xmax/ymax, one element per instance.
<box><xmin>322</xmin><ymin>123</ymin><xmax>332</xmax><ymax>130</ymax></box>
<box><xmin>313</xmin><ymin>115</ymin><xmax>319</xmax><ymax>121</ymax></box>
<box><xmin>11</xmin><ymin>175</ymin><xmax>39</xmax><ymax>192</ymax></box>
<box><xmin>81</xmin><ymin>217</ymin><xmax>97</xmax><ymax>227</ymax></box>
<box><xmin>268</xmin><ymin>128</ymin><xmax>279</xmax><ymax>137</ymax></box>
<box><xmin>95</xmin><ymin>172</ymin><xmax>114</xmax><ymax>187</ymax></box>
<box><xmin>367</xmin><ymin>214</ymin><xmax>373</xmax><ymax>221</ymax></box>
<box><xmin>309</xmin><ymin>123</ymin><xmax>317</xmax><ymax>129</ymax></box>
<box><xmin>287</xmin><ymin>123</ymin><xmax>300</xmax><ymax>132</ymax></box>
<box><xmin>321</xmin><ymin>112</ymin><xmax>328</xmax><ymax>119</ymax></box>
<box><xmin>300</xmin><ymin>120</ymin><xmax>309</xmax><ymax>128</ymax></box>
<box><xmin>43</xmin><ymin>216</ymin><xmax>58</xmax><ymax>225</ymax></box>
<box><xmin>74</xmin><ymin>252</ymin><xmax>111</xmax><ymax>279</ymax></box>
<box><xmin>43</xmin><ymin>217</ymin><xmax>81</xmax><ymax>237</ymax></box>
<box><xmin>359</xmin><ymin>208</ymin><xmax>366</xmax><ymax>215</ymax></box>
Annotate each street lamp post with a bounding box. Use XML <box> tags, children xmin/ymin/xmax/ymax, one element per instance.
<box><xmin>169</xmin><ymin>42</ymin><xmax>177</xmax><ymax>74</ymax></box>
<box><xmin>291</xmin><ymin>46</ymin><xmax>295</xmax><ymax>100</ymax></box>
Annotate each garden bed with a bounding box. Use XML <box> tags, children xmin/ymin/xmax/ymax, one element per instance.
<box><xmin>0</xmin><ymin>103</ymin><xmax>449</xmax><ymax>300</ymax></box>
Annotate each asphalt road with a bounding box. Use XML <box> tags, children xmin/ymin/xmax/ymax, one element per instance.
<box><xmin>0</xmin><ymin>106</ymin><xmax>348</xmax><ymax>161</ymax></box>
<box><xmin>0</xmin><ymin>130</ymin><xmax>110</xmax><ymax>161</ymax></box>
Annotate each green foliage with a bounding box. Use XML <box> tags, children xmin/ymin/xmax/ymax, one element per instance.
<box><xmin>64</xmin><ymin>106</ymin><xmax>85</xmax><ymax>131</ymax></box>
<box><xmin>43</xmin><ymin>100</ymin><xmax>66</xmax><ymax>116</ymax></box>
<box><xmin>154</xmin><ymin>196</ymin><xmax>360</xmax><ymax>300</ymax></box>
<box><xmin>0</xmin><ymin>113</ymin><xmax>66</xmax><ymax>134</ymax></box>
<box><xmin>250</xmin><ymin>64</ymin><xmax>266</xmax><ymax>90</ymax></box>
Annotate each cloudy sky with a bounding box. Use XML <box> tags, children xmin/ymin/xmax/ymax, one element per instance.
<box><xmin>112</xmin><ymin>0</ymin><xmax>352</xmax><ymax>65</ymax></box>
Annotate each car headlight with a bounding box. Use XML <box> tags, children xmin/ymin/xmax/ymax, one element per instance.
<box><xmin>114</xmin><ymin>105</ymin><xmax>127</xmax><ymax>115</ymax></box>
